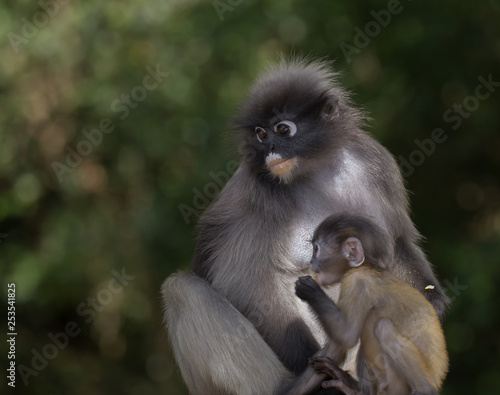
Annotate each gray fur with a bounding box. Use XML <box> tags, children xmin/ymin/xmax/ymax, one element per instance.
<box><xmin>162</xmin><ymin>58</ymin><xmax>448</xmax><ymax>394</ymax></box>
<box><xmin>162</xmin><ymin>273</ymin><xmax>291</xmax><ymax>394</ymax></box>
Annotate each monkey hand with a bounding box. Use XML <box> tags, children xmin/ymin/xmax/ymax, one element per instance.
<box><xmin>310</xmin><ymin>356</ymin><xmax>360</xmax><ymax>395</ymax></box>
<box><xmin>295</xmin><ymin>276</ymin><xmax>322</xmax><ymax>301</ymax></box>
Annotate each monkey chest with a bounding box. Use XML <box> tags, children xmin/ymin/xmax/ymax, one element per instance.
<box><xmin>286</xmin><ymin>206</ymin><xmax>333</xmax><ymax>269</ymax></box>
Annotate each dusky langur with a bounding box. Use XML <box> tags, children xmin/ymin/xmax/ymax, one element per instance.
<box><xmin>162</xmin><ymin>58</ymin><xmax>449</xmax><ymax>394</ymax></box>
<box><xmin>295</xmin><ymin>213</ymin><xmax>448</xmax><ymax>395</ymax></box>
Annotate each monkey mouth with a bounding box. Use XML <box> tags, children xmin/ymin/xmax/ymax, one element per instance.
<box><xmin>313</xmin><ymin>271</ymin><xmax>325</xmax><ymax>286</ymax></box>
<box><xmin>266</xmin><ymin>156</ymin><xmax>298</xmax><ymax>175</ymax></box>
<box><xmin>311</xmin><ymin>264</ymin><xmax>320</xmax><ymax>283</ymax></box>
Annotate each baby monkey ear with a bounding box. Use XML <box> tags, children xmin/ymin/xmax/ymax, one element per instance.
<box><xmin>342</xmin><ymin>237</ymin><xmax>365</xmax><ymax>267</ymax></box>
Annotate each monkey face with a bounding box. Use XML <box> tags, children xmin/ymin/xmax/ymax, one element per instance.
<box><xmin>254</xmin><ymin>120</ymin><xmax>300</xmax><ymax>181</ymax></box>
<box><xmin>242</xmin><ymin>104</ymin><xmax>332</xmax><ymax>183</ymax></box>
<box><xmin>310</xmin><ymin>239</ymin><xmax>347</xmax><ymax>287</ymax></box>
<box><xmin>233</xmin><ymin>61</ymin><xmax>343</xmax><ymax>183</ymax></box>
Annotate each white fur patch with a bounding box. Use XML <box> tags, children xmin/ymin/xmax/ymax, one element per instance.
<box><xmin>265</xmin><ymin>152</ymin><xmax>283</xmax><ymax>164</ymax></box>
<box><xmin>265</xmin><ymin>153</ymin><xmax>298</xmax><ymax>183</ymax></box>
<box><xmin>333</xmin><ymin>150</ymin><xmax>366</xmax><ymax>199</ymax></box>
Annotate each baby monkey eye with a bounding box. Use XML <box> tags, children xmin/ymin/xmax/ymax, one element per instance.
<box><xmin>274</xmin><ymin>121</ymin><xmax>297</xmax><ymax>137</ymax></box>
<box><xmin>255</xmin><ymin>127</ymin><xmax>267</xmax><ymax>142</ymax></box>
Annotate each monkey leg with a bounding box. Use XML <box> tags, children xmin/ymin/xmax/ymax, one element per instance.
<box><xmin>373</xmin><ymin>318</ymin><xmax>438</xmax><ymax>395</ymax></box>
<box><xmin>394</xmin><ymin>238</ymin><xmax>450</xmax><ymax>321</ymax></box>
<box><xmin>162</xmin><ymin>272</ymin><xmax>291</xmax><ymax>395</ymax></box>
<box><xmin>356</xmin><ymin>346</ymin><xmax>378</xmax><ymax>395</ymax></box>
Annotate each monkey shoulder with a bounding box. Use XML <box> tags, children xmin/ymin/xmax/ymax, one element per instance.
<box><xmin>351</xmin><ymin>132</ymin><xmax>400</xmax><ymax>176</ymax></box>
<box><xmin>341</xmin><ymin>267</ymin><xmax>381</xmax><ymax>298</ymax></box>
<box><xmin>348</xmin><ymin>134</ymin><xmax>407</xmax><ymax>201</ymax></box>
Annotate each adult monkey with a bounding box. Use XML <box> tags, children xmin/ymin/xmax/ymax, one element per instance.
<box><xmin>162</xmin><ymin>59</ymin><xmax>449</xmax><ymax>394</ymax></box>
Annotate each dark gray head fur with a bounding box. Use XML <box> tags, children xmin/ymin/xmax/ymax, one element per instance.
<box><xmin>232</xmin><ymin>58</ymin><xmax>365</xmax><ymax>182</ymax></box>
<box><xmin>313</xmin><ymin>212</ymin><xmax>394</xmax><ymax>269</ymax></box>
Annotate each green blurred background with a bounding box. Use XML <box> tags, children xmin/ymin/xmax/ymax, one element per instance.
<box><xmin>1</xmin><ymin>0</ymin><xmax>499</xmax><ymax>394</ymax></box>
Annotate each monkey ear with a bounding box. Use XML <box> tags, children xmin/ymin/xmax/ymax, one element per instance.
<box><xmin>342</xmin><ymin>237</ymin><xmax>365</xmax><ymax>267</ymax></box>
<box><xmin>321</xmin><ymin>95</ymin><xmax>339</xmax><ymax>120</ymax></box>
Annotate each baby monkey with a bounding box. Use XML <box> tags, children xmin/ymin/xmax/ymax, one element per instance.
<box><xmin>295</xmin><ymin>213</ymin><xmax>448</xmax><ymax>395</ymax></box>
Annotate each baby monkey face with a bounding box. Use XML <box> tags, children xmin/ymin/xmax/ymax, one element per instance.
<box><xmin>310</xmin><ymin>239</ymin><xmax>346</xmax><ymax>287</ymax></box>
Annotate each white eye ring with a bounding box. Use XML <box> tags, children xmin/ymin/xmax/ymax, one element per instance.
<box><xmin>255</xmin><ymin>127</ymin><xmax>267</xmax><ymax>143</ymax></box>
<box><xmin>274</xmin><ymin>120</ymin><xmax>297</xmax><ymax>137</ymax></box>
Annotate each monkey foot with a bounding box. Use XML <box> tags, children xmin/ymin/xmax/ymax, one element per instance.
<box><xmin>309</xmin><ymin>356</ymin><xmax>361</xmax><ymax>395</ymax></box>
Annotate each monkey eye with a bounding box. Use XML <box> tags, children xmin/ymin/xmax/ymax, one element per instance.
<box><xmin>255</xmin><ymin>127</ymin><xmax>267</xmax><ymax>142</ymax></box>
<box><xmin>274</xmin><ymin>121</ymin><xmax>297</xmax><ymax>137</ymax></box>
<box><xmin>313</xmin><ymin>243</ymin><xmax>319</xmax><ymax>255</ymax></box>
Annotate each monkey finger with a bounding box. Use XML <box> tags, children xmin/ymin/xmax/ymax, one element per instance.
<box><xmin>296</xmin><ymin>275</ymin><xmax>311</xmax><ymax>283</ymax></box>
<box><xmin>312</xmin><ymin>363</ymin><xmax>336</xmax><ymax>376</ymax></box>
<box><xmin>310</xmin><ymin>356</ymin><xmax>333</xmax><ymax>364</ymax></box>
<box><xmin>310</xmin><ymin>362</ymin><xmax>329</xmax><ymax>373</ymax></box>
<box><xmin>296</xmin><ymin>276</ymin><xmax>318</xmax><ymax>287</ymax></box>
<box><xmin>310</xmin><ymin>356</ymin><xmax>336</xmax><ymax>370</ymax></box>
<box><xmin>322</xmin><ymin>379</ymin><xmax>342</xmax><ymax>389</ymax></box>
<box><xmin>313</xmin><ymin>360</ymin><xmax>352</xmax><ymax>383</ymax></box>
<box><xmin>311</xmin><ymin>364</ymin><xmax>329</xmax><ymax>374</ymax></box>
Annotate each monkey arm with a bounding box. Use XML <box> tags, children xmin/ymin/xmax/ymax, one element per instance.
<box><xmin>394</xmin><ymin>237</ymin><xmax>450</xmax><ymax>321</ymax></box>
<box><xmin>366</xmin><ymin>139</ymin><xmax>450</xmax><ymax>321</ymax></box>
<box><xmin>296</xmin><ymin>277</ymin><xmax>356</xmax><ymax>349</ymax></box>
<box><xmin>331</xmin><ymin>271</ymin><xmax>375</xmax><ymax>347</ymax></box>
<box><xmin>311</xmin><ymin>296</ymin><xmax>361</xmax><ymax>349</ymax></box>
<box><xmin>296</xmin><ymin>275</ymin><xmax>373</xmax><ymax>349</ymax></box>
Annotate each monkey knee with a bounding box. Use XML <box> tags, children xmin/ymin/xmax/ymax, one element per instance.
<box><xmin>161</xmin><ymin>272</ymin><xmax>216</xmax><ymax>327</ymax></box>
<box><xmin>162</xmin><ymin>271</ymin><xmax>190</xmax><ymax>299</ymax></box>
<box><xmin>162</xmin><ymin>272</ymin><xmax>209</xmax><ymax>303</ymax></box>
<box><xmin>162</xmin><ymin>273</ymin><xmax>185</xmax><ymax>319</ymax></box>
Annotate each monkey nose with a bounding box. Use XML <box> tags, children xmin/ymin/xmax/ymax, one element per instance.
<box><xmin>270</xmin><ymin>144</ymin><xmax>275</xmax><ymax>151</ymax></box>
